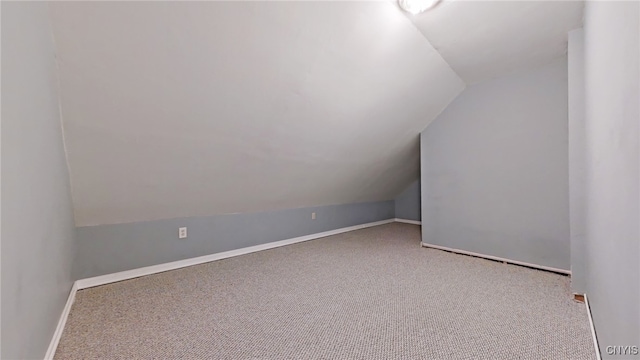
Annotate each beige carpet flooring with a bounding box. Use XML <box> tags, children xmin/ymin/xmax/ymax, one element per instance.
<box><xmin>55</xmin><ymin>223</ymin><xmax>595</xmax><ymax>359</ymax></box>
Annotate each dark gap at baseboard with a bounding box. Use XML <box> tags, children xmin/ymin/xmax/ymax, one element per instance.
<box><xmin>424</xmin><ymin>246</ymin><xmax>571</xmax><ymax>277</ymax></box>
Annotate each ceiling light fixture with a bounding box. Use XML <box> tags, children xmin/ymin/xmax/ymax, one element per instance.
<box><xmin>398</xmin><ymin>0</ymin><xmax>440</xmax><ymax>15</ymax></box>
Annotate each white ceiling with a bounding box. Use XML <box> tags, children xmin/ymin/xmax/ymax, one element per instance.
<box><xmin>407</xmin><ymin>0</ymin><xmax>584</xmax><ymax>83</ymax></box>
<box><xmin>50</xmin><ymin>1</ymin><xmax>465</xmax><ymax>226</ymax></box>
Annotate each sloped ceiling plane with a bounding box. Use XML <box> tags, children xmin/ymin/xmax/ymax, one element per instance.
<box><xmin>49</xmin><ymin>1</ymin><xmax>583</xmax><ymax>226</ymax></box>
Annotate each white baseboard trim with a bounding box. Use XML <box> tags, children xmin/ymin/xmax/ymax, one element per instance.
<box><xmin>584</xmin><ymin>294</ymin><xmax>602</xmax><ymax>360</ymax></box>
<box><xmin>44</xmin><ymin>282</ymin><xmax>78</xmax><ymax>360</ymax></box>
<box><xmin>420</xmin><ymin>242</ymin><xmax>571</xmax><ymax>275</ymax></box>
<box><xmin>76</xmin><ymin>218</ymin><xmax>395</xmax><ymax>290</ymax></box>
<box><xmin>44</xmin><ymin>218</ymin><xmax>395</xmax><ymax>358</ymax></box>
<box><xmin>48</xmin><ymin>219</ymin><xmax>581</xmax><ymax>359</ymax></box>
<box><xmin>394</xmin><ymin>218</ymin><xmax>421</xmax><ymax>225</ymax></box>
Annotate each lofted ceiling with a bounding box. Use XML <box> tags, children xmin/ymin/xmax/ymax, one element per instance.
<box><xmin>50</xmin><ymin>1</ymin><xmax>584</xmax><ymax>226</ymax></box>
<box><xmin>50</xmin><ymin>1</ymin><xmax>465</xmax><ymax>226</ymax></box>
<box><xmin>407</xmin><ymin>0</ymin><xmax>584</xmax><ymax>84</ymax></box>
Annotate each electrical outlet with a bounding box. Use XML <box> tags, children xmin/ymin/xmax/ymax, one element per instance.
<box><xmin>179</xmin><ymin>227</ymin><xmax>187</xmax><ymax>239</ymax></box>
<box><xmin>311</xmin><ymin>212</ymin><xmax>316</xmax><ymax>220</ymax></box>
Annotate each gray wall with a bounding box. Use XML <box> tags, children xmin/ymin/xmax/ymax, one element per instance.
<box><xmin>420</xmin><ymin>58</ymin><xmax>570</xmax><ymax>270</ymax></box>
<box><xmin>1</xmin><ymin>2</ymin><xmax>77</xmax><ymax>359</ymax></box>
<box><xmin>76</xmin><ymin>201</ymin><xmax>394</xmax><ymax>278</ymax></box>
<box><xmin>568</xmin><ymin>28</ymin><xmax>587</xmax><ymax>294</ymax></box>
<box><xmin>583</xmin><ymin>1</ymin><xmax>639</xmax><ymax>355</ymax></box>
<box><xmin>394</xmin><ymin>180</ymin><xmax>421</xmax><ymax>221</ymax></box>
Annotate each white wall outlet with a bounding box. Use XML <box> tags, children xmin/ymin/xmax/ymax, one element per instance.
<box><xmin>311</xmin><ymin>212</ymin><xmax>316</xmax><ymax>220</ymax></box>
<box><xmin>179</xmin><ymin>227</ymin><xmax>187</xmax><ymax>239</ymax></box>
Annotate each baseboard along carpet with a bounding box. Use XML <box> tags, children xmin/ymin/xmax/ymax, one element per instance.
<box><xmin>54</xmin><ymin>223</ymin><xmax>595</xmax><ymax>359</ymax></box>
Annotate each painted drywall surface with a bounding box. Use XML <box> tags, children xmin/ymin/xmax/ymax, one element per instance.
<box><xmin>408</xmin><ymin>1</ymin><xmax>583</xmax><ymax>84</ymax></box>
<box><xmin>583</xmin><ymin>1</ymin><xmax>639</xmax><ymax>352</ymax></box>
<box><xmin>420</xmin><ymin>58</ymin><xmax>570</xmax><ymax>270</ymax></box>
<box><xmin>568</xmin><ymin>28</ymin><xmax>587</xmax><ymax>294</ymax></box>
<box><xmin>394</xmin><ymin>180</ymin><xmax>421</xmax><ymax>221</ymax></box>
<box><xmin>75</xmin><ymin>200</ymin><xmax>394</xmax><ymax>278</ymax></box>
<box><xmin>1</xmin><ymin>2</ymin><xmax>77</xmax><ymax>359</ymax></box>
<box><xmin>49</xmin><ymin>1</ymin><xmax>465</xmax><ymax>227</ymax></box>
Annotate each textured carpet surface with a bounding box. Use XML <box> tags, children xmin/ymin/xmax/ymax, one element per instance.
<box><xmin>55</xmin><ymin>223</ymin><xmax>595</xmax><ymax>359</ymax></box>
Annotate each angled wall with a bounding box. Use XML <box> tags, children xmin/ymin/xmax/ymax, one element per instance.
<box><xmin>583</xmin><ymin>1</ymin><xmax>639</xmax><ymax>354</ymax></box>
<box><xmin>48</xmin><ymin>1</ymin><xmax>465</xmax><ymax>279</ymax></box>
<box><xmin>1</xmin><ymin>2</ymin><xmax>77</xmax><ymax>358</ymax></box>
<box><xmin>49</xmin><ymin>1</ymin><xmax>465</xmax><ymax>227</ymax></box>
<box><xmin>420</xmin><ymin>58</ymin><xmax>570</xmax><ymax>270</ymax></box>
